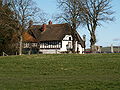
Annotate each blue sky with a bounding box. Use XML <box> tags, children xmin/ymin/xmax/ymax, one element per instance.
<box><xmin>35</xmin><ymin>0</ymin><xmax>120</xmax><ymax>48</ymax></box>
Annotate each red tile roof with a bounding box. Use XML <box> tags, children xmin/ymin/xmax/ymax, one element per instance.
<box><xmin>23</xmin><ymin>32</ymin><xmax>38</xmax><ymax>42</ymax></box>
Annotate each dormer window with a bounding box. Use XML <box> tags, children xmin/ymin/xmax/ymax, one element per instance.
<box><xmin>69</xmin><ymin>37</ymin><xmax>71</xmax><ymax>41</ymax></box>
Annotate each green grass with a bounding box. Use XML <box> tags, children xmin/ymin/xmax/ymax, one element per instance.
<box><xmin>0</xmin><ymin>54</ymin><xmax>120</xmax><ymax>90</ymax></box>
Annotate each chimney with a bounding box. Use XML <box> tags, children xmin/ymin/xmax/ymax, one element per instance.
<box><xmin>48</xmin><ymin>20</ymin><xmax>52</xmax><ymax>25</ymax></box>
<box><xmin>42</xmin><ymin>24</ymin><xmax>46</xmax><ymax>31</ymax></box>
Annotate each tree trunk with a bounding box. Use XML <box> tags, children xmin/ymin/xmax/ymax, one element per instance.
<box><xmin>71</xmin><ymin>23</ymin><xmax>76</xmax><ymax>53</ymax></box>
<box><xmin>90</xmin><ymin>32</ymin><xmax>96</xmax><ymax>52</ymax></box>
<box><xmin>72</xmin><ymin>36</ymin><xmax>76</xmax><ymax>53</ymax></box>
<box><xmin>19</xmin><ymin>35</ymin><xmax>23</xmax><ymax>55</ymax></box>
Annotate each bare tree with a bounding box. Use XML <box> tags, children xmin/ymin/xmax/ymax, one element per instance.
<box><xmin>81</xmin><ymin>0</ymin><xmax>114</xmax><ymax>51</ymax></box>
<box><xmin>0</xmin><ymin>0</ymin><xmax>48</xmax><ymax>55</ymax></box>
<box><xmin>8</xmin><ymin>0</ymin><xmax>39</xmax><ymax>55</ymax></box>
<box><xmin>0</xmin><ymin>0</ymin><xmax>37</xmax><ymax>55</ymax></box>
<box><xmin>8</xmin><ymin>0</ymin><xmax>48</xmax><ymax>55</ymax></box>
<box><xmin>57</xmin><ymin>0</ymin><xmax>85</xmax><ymax>53</ymax></box>
<box><xmin>36</xmin><ymin>10</ymin><xmax>49</xmax><ymax>24</ymax></box>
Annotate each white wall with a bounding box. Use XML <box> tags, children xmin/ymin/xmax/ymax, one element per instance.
<box><xmin>60</xmin><ymin>35</ymin><xmax>72</xmax><ymax>51</ymax></box>
<box><xmin>39</xmin><ymin>49</ymin><xmax>60</xmax><ymax>54</ymax></box>
<box><xmin>75</xmin><ymin>41</ymin><xmax>78</xmax><ymax>51</ymax></box>
<box><xmin>38</xmin><ymin>35</ymin><xmax>84</xmax><ymax>54</ymax></box>
<box><xmin>77</xmin><ymin>44</ymin><xmax>84</xmax><ymax>54</ymax></box>
<box><xmin>60</xmin><ymin>35</ymin><xmax>84</xmax><ymax>54</ymax></box>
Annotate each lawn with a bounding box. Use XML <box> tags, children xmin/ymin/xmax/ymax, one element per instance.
<box><xmin>0</xmin><ymin>54</ymin><xmax>120</xmax><ymax>90</ymax></box>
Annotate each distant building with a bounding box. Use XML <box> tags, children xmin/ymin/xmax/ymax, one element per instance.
<box><xmin>23</xmin><ymin>21</ymin><xmax>85</xmax><ymax>54</ymax></box>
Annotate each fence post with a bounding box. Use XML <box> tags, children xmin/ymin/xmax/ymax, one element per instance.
<box><xmin>3</xmin><ymin>52</ymin><xmax>8</xmax><ymax>56</ymax></box>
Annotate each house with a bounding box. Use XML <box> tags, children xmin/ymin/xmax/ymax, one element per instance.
<box><xmin>23</xmin><ymin>21</ymin><xmax>85</xmax><ymax>54</ymax></box>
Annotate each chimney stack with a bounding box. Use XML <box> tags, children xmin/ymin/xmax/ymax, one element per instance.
<box><xmin>42</xmin><ymin>24</ymin><xmax>46</xmax><ymax>31</ymax></box>
<box><xmin>48</xmin><ymin>20</ymin><xmax>52</xmax><ymax>25</ymax></box>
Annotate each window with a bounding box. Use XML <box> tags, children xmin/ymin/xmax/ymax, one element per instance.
<box><xmin>69</xmin><ymin>37</ymin><xmax>72</xmax><ymax>41</ymax></box>
<box><xmin>32</xmin><ymin>43</ymin><xmax>37</xmax><ymax>47</ymax></box>
<box><xmin>24</xmin><ymin>43</ymin><xmax>29</xmax><ymax>48</ymax></box>
<box><xmin>39</xmin><ymin>41</ymin><xmax>62</xmax><ymax>49</ymax></box>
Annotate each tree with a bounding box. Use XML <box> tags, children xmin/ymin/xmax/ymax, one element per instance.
<box><xmin>81</xmin><ymin>0</ymin><xmax>114</xmax><ymax>51</ymax></box>
<box><xmin>0</xmin><ymin>24</ymin><xmax>18</xmax><ymax>55</ymax></box>
<box><xmin>9</xmin><ymin>0</ymin><xmax>38</xmax><ymax>55</ymax></box>
<box><xmin>0</xmin><ymin>1</ymin><xmax>18</xmax><ymax>55</ymax></box>
<box><xmin>9</xmin><ymin>0</ymin><xmax>48</xmax><ymax>55</ymax></box>
<box><xmin>57</xmin><ymin>0</ymin><xmax>85</xmax><ymax>53</ymax></box>
<box><xmin>0</xmin><ymin>0</ymin><xmax>47</xmax><ymax>55</ymax></box>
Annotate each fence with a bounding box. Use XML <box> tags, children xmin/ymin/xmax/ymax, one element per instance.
<box><xmin>3</xmin><ymin>52</ymin><xmax>8</xmax><ymax>56</ymax></box>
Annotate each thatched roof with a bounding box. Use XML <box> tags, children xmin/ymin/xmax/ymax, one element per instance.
<box><xmin>28</xmin><ymin>23</ymin><xmax>71</xmax><ymax>41</ymax></box>
<box><xmin>23</xmin><ymin>23</ymin><xmax>85</xmax><ymax>48</ymax></box>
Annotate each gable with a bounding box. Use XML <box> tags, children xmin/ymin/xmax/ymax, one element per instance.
<box><xmin>63</xmin><ymin>35</ymin><xmax>72</xmax><ymax>41</ymax></box>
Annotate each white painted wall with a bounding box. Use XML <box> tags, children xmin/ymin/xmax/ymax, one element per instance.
<box><xmin>60</xmin><ymin>35</ymin><xmax>72</xmax><ymax>51</ymax></box>
<box><xmin>75</xmin><ymin>41</ymin><xmax>78</xmax><ymax>51</ymax></box>
<box><xmin>63</xmin><ymin>35</ymin><xmax>73</xmax><ymax>41</ymax></box>
<box><xmin>38</xmin><ymin>35</ymin><xmax>84</xmax><ymax>54</ymax></box>
<box><xmin>39</xmin><ymin>49</ymin><xmax>61</xmax><ymax>54</ymax></box>
<box><xmin>77</xmin><ymin>44</ymin><xmax>84</xmax><ymax>54</ymax></box>
<box><xmin>60</xmin><ymin>35</ymin><xmax>84</xmax><ymax>54</ymax></box>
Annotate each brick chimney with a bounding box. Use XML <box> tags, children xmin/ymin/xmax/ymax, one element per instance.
<box><xmin>42</xmin><ymin>24</ymin><xmax>46</xmax><ymax>31</ymax></box>
<box><xmin>48</xmin><ymin>20</ymin><xmax>52</xmax><ymax>25</ymax></box>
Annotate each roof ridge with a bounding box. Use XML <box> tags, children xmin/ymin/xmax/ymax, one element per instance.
<box><xmin>32</xmin><ymin>23</ymin><xmax>68</xmax><ymax>26</ymax></box>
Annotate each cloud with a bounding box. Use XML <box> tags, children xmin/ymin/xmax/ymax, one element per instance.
<box><xmin>113</xmin><ymin>38</ymin><xmax>120</xmax><ymax>41</ymax></box>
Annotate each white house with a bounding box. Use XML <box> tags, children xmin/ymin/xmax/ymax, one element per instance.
<box><xmin>23</xmin><ymin>21</ymin><xmax>85</xmax><ymax>54</ymax></box>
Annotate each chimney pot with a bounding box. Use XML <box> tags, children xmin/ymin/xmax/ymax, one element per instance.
<box><xmin>48</xmin><ymin>20</ymin><xmax>52</xmax><ymax>25</ymax></box>
<box><xmin>42</xmin><ymin>24</ymin><xmax>46</xmax><ymax>31</ymax></box>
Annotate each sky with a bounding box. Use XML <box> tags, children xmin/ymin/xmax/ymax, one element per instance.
<box><xmin>35</xmin><ymin>0</ymin><xmax>120</xmax><ymax>48</ymax></box>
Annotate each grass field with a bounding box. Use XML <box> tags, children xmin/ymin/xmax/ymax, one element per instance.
<box><xmin>0</xmin><ymin>54</ymin><xmax>120</xmax><ymax>90</ymax></box>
